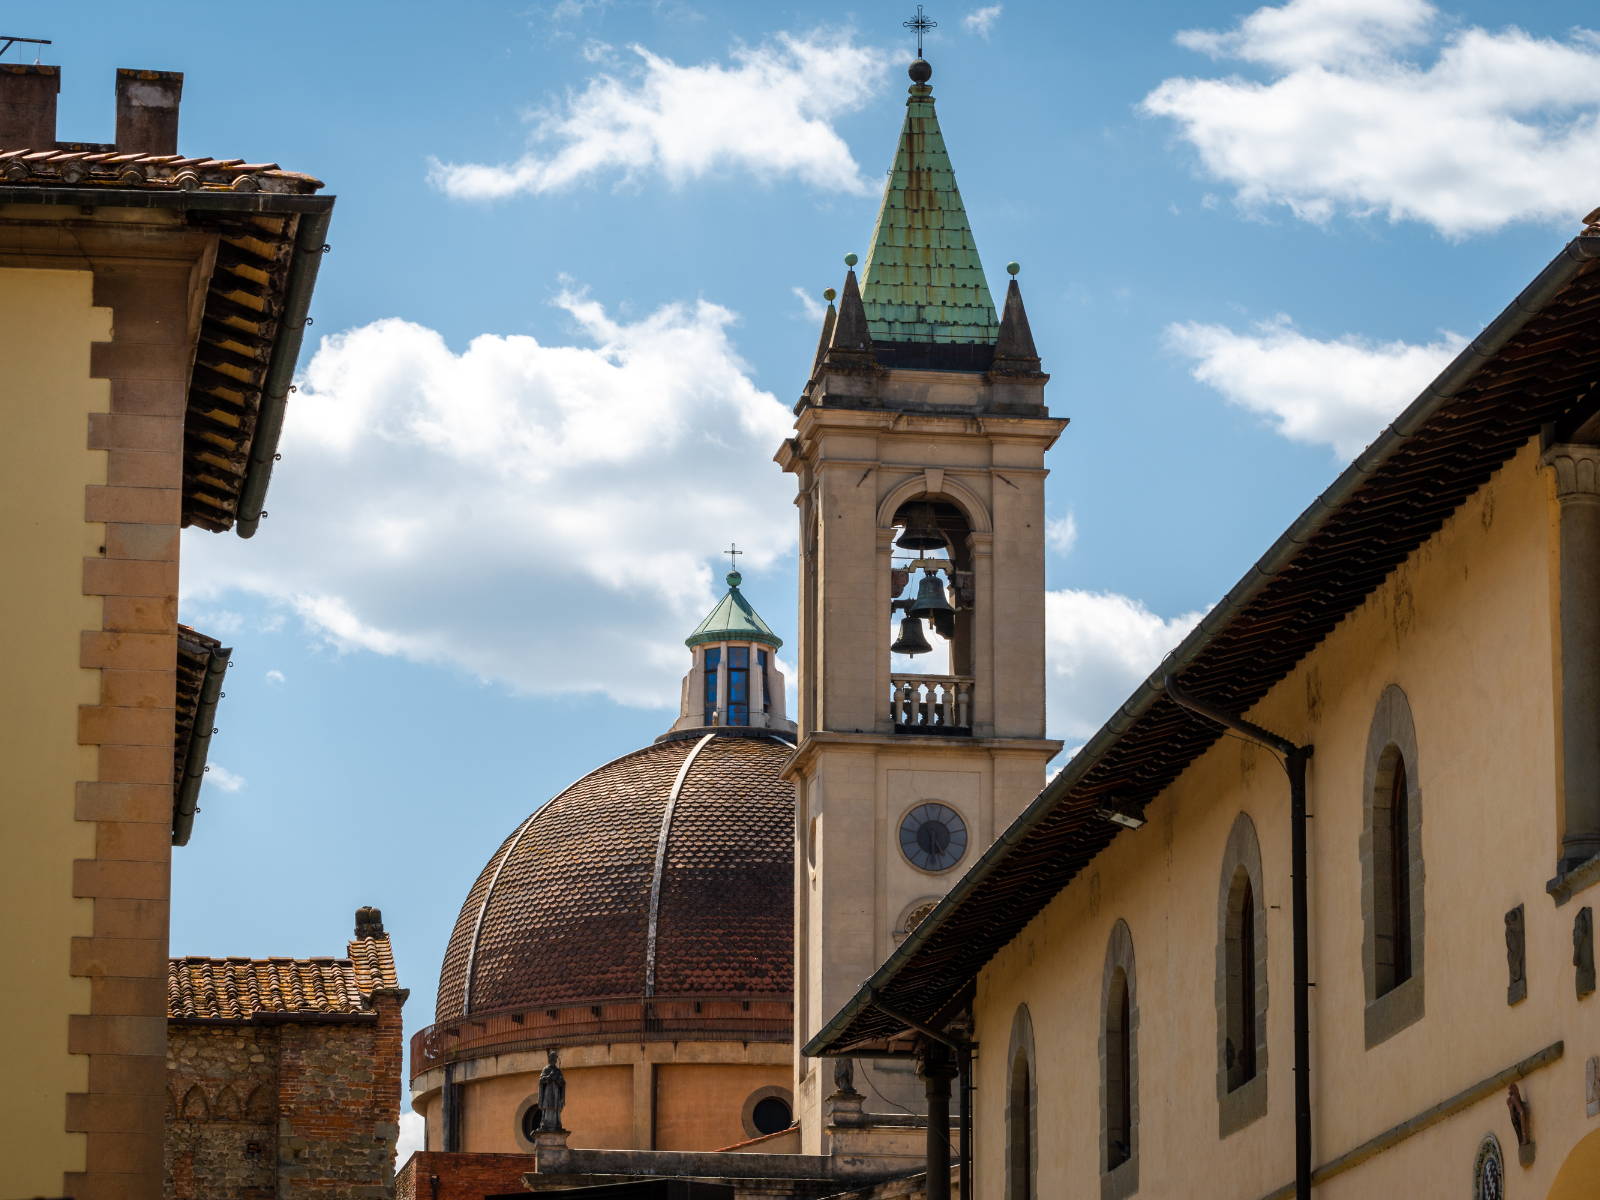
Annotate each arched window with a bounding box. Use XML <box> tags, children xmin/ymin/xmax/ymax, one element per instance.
<box><xmin>1362</xmin><ymin>685</ymin><xmax>1425</xmax><ymax>1048</ymax></box>
<box><xmin>1100</xmin><ymin>920</ymin><xmax>1138</xmax><ymax>1199</ymax></box>
<box><xmin>1006</xmin><ymin>1004</ymin><xmax>1035</xmax><ymax>1200</ymax></box>
<box><xmin>1217</xmin><ymin>812</ymin><xmax>1267</xmax><ymax>1136</ymax></box>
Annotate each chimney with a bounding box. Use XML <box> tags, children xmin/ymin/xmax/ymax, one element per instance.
<box><xmin>0</xmin><ymin>64</ymin><xmax>60</xmax><ymax>148</ymax></box>
<box><xmin>115</xmin><ymin>68</ymin><xmax>182</xmax><ymax>155</ymax></box>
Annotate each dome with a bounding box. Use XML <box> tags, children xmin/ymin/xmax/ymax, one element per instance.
<box><xmin>436</xmin><ymin>731</ymin><xmax>794</xmax><ymax>1022</ymax></box>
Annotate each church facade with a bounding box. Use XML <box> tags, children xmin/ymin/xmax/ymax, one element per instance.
<box><xmin>807</xmin><ymin>216</ymin><xmax>1600</xmax><ymax>1197</ymax></box>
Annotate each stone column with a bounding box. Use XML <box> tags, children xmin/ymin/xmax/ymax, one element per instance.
<box><xmin>918</xmin><ymin>1042</ymin><xmax>958</xmax><ymax>1200</ymax></box>
<box><xmin>1545</xmin><ymin>443</ymin><xmax>1600</xmax><ymax>875</ymax></box>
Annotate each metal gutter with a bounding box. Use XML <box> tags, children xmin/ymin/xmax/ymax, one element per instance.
<box><xmin>804</xmin><ymin>231</ymin><xmax>1600</xmax><ymax>1060</ymax></box>
<box><xmin>172</xmin><ymin>644</ymin><xmax>230</xmax><ymax>847</ymax></box>
<box><xmin>0</xmin><ymin>184</ymin><xmax>334</xmax><ymax>215</ymax></box>
<box><xmin>234</xmin><ymin>206</ymin><xmax>333</xmax><ymax>537</ymax></box>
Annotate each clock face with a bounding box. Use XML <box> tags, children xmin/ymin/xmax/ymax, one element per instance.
<box><xmin>900</xmin><ymin>803</ymin><xmax>969</xmax><ymax>872</ymax></box>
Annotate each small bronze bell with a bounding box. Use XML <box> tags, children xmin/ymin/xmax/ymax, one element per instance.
<box><xmin>895</xmin><ymin>504</ymin><xmax>947</xmax><ymax>552</ymax></box>
<box><xmin>908</xmin><ymin>572</ymin><xmax>955</xmax><ymax>620</ymax></box>
<box><xmin>890</xmin><ymin>615</ymin><xmax>933</xmax><ymax>656</ymax></box>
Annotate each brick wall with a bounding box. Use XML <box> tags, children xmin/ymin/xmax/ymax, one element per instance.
<box><xmin>165</xmin><ymin>992</ymin><xmax>405</xmax><ymax>1200</ymax></box>
<box><xmin>394</xmin><ymin>1152</ymin><xmax>536</xmax><ymax>1200</ymax></box>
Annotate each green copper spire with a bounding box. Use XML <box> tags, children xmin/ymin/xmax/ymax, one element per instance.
<box><xmin>686</xmin><ymin>572</ymin><xmax>783</xmax><ymax>650</ymax></box>
<box><xmin>859</xmin><ymin>73</ymin><xmax>999</xmax><ymax>345</ymax></box>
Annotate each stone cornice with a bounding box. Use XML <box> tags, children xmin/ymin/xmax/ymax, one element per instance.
<box><xmin>779</xmin><ymin>730</ymin><xmax>1062</xmax><ymax>781</ymax></box>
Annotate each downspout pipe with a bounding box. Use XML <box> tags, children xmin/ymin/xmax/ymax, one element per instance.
<box><xmin>870</xmin><ymin>990</ymin><xmax>970</xmax><ymax>1200</ymax></box>
<box><xmin>1165</xmin><ymin>677</ymin><xmax>1313</xmax><ymax>1200</ymax></box>
<box><xmin>234</xmin><ymin>207</ymin><xmax>334</xmax><ymax>538</ymax></box>
<box><xmin>172</xmin><ymin>645</ymin><xmax>231</xmax><ymax>846</ymax></box>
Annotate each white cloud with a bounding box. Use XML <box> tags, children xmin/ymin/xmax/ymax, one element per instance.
<box><xmin>265</xmin><ymin>670</ymin><xmax>286</xmax><ymax>685</ymax></box>
<box><xmin>963</xmin><ymin>6</ymin><xmax>1002</xmax><ymax>38</ymax></box>
<box><xmin>1143</xmin><ymin>0</ymin><xmax>1600</xmax><ymax>235</ymax></box>
<box><xmin>429</xmin><ymin>31</ymin><xmax>888</xmax><ymax>200</ymax></box>
<box><xmin>181</xmin><ymin>288</ymin><xmax>796</xmax><ymax>709</ymax></box>
<box><xmin>1047</xmin><ymin>589</ymin><xmax>1206</xmax><ymax>747</ymax></box>
<box><xmin>792</xmin><ymin>286</ymin><xmax>827</xmax><ymax>322</ymax></box>
<box><xmin>396</xmin><ymin>1110</ymin><xmax>425</xmax><ymax>1163</ymax></box>
<box><xmin>582</xmin><ymin>39</ymin><xmax>615</xmax><ymax>63</ymax></box>
<box><xmin>1166</xmin><ymin>315</ymin><xmax>1465</xmax><ymax>459</ymax></box>
<box><xmin>206</xmin><ymin>764</ymin><xmax>246</xmax><ymax>793</ymax></box>
<box><xmin>1045</xmin><ymin>512</ymin><xmax>1078</xmax><ymax>556</ymax></box>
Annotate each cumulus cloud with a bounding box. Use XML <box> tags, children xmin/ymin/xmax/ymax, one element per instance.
<box><xmin>429</xmin><ymin>31</ymin><xmax>888</xmax><ymax>200</ymax></box>
<box><xmin>396</xmin><ymin>1110</ymin><xmax>425</xmax><ymax>1161</ymax></box>
<box><xmin>181</xmin><ymin>289</ymin><xmax>796</xmax><ymax>709</ymax></box>
<box><xmin>964</xmin><ymin>6</ymin><xmax>1002</xmax><ymax>38</ymax></box>
<box><xmin>206</xmin><ymin>764</ymin><xmax>246</xmax><ymax>793</ymax></box>
<box><xmin>1045</xmin><ymin>513</ymin><xmax>1078</xmax><ymax>556</ymax></box>
<box><xmin>1166</xmin><ymin>315</ymin><xmax>1466</xmax><ymax>459</ymax></box>
<box><xmin>1142</xmin><ymin>0</ymin><xmax>1600</xmax><ymax>235</ymax></box>
<box><xmin>1046</xmin><ymin>590</ymin><xmax>1207</xmax><ymax>747</ymax></box>
<box><xmin>265</xmin><ymin>670</ymin><xmax>286</xmax><ymax>685</ymax></box>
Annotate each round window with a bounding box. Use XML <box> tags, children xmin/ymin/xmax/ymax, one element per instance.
<box><xmin>752</xmin><ymin>1095</ymin><xmax>793</xmax><ymax>1135</ymax></box>
<box><xmin>899</xmin><ymin>803</ymin><xmax>968</xmax><ymax>872</ymax></box>
<box><xmin>520</xmin><ymin>1103</ymin><xmax>543</xmax><ymax>1142</ymax></box>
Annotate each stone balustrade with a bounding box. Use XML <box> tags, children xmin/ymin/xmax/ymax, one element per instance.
<box><xmin>891</xmin><ymin>674</ymin><xmax>973</xmax><ymax>733</ymax></box>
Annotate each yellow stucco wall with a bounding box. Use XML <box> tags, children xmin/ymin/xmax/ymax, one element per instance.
<box><xmin>0</xmin><ymin>267</ymin><xmax>111</xmax><ymax>1185</ymax></box>
<box><xmin>972</xmin><ymin>439</ymin><xmax>1600</xmax><ymax>1197</ymax></box>
<box><xmin>655</xmin><ymin>1062</ymin><xmax>782</xmax><ymax>1150</ymax></box>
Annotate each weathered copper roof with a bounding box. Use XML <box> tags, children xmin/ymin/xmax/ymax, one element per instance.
<box><xmin>168</xmin><ymin>934</ymin><xmax>399</xmax><ymax>1022</ymax></box>
<box><xmin>810</xmin><ymin>228</ymin><xmax>1600</xmax><ymax>1056</ymax></box>
<box><xmin>858</xmin><ymin>80</ymin><xmax>998</xmax><ymax>345</ymax></box>
<box><xmin>435</xmin><ymin>734</ymin><xmax>794</xmax><ymax>1023</ymax></box>
<box><xmin>685</xmin><ymin>573</ymin><xmax>783</xmax><ymax>650</ymax></box>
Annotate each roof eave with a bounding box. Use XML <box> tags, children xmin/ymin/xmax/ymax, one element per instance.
<box><xmin>805</xmin><ymin>230</ymin><xmax>1600</xmax><ymax>1058</ymax></box>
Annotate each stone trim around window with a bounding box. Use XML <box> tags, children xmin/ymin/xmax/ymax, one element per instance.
<box><xmin>1099</xmin><ymin>919</ymin><xmax>1139</xmax><ymax>1200</ymax></box>
<box><xmin>1216</xmin><ymin>812</ymin><xmax>1268</xmax><ymax>1137</ymax></box>
<box><xmin>1360</xmin><ymin>684</ymin><xmax>1426</xmax><ymax>1049</ymax></box>
<box><xmin>1005</xmin><ymin>1004</ymin><xmax>1037</xmax><ymax>1200</ymax></box>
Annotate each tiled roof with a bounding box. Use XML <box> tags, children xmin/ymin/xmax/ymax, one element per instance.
<box><xmin>436</xmin><ymin>734</ymin><xmax>794</xmax><ymax>1022</ymax></box>
<box><xmin>168</xmin><ymin>934</ymin><xmax>398</xmax><ymax>1022</ymax></box>
<box><xmin>858</xmin><ymin>83</ymin><xmax>999</xmax><ymax>345</ymax></box>
<box><xmin>0</xmin><ymin>147</ymin><xmax>323</xmax><ymax>194</ymax></box>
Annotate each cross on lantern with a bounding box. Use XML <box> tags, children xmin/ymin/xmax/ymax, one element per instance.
<box><xmin>903</xmin><ymin>6</ymin><xmax>936</xmax><ymax>58</ymax></box>
<box><xmin>725</xmin><ymin>543</ymin><xmax>743</xmax><ymax>571</ymax></box>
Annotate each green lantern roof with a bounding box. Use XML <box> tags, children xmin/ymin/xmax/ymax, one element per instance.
<box><xmin>859</xmin><ymin>82</ymin><xmax>999</xmax><ymax>344</ymax></box>
<box><xmin>685</xmin><ymin>572</ymin><xmax>783</xmax><ymax>650</ymax></box>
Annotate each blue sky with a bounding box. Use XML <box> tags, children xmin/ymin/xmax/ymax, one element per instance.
<box><xmin>34</xmin><ymin>0</ymin><xmax>1600</xmax><ymax>1144</ymax></box>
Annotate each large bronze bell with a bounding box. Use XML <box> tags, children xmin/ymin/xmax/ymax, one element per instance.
<box><xmin>908</xmin><ymin>571</ymin><xmax>955</xmax><ymax>620</ymax></box>
<box><xmin>890</xmin><ymin>615</ymin><xmax>933</xmax><ymax>656</ymax></box>
<box><xmin>895</xmin><ymin>504</ymin><xmax>947</xmax><ymax>552</ymax></box>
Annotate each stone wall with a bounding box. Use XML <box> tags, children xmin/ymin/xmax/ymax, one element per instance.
<box><xmin>165</xmin><ymin>993</ymin><xmax>404</xmax><ymax>1199</ymax></box>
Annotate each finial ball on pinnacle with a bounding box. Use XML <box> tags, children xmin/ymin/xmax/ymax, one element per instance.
<box><xmin>909</xmin><ymin>58</ymin><xmax>932</xmax><ymax>84</ymax></box>
<box><xmin>1007</xmin><ymin>261</ymin><xmax>1020</xmax><ymax>277</ymax></box>
<box><xmin>727</xmin><ymin>571</ymin><xmax>742</xmax><ymax>588</ymax></box>
<box><xmin>824</xmin><ymin>288</ymin><xmax>837</xmax><ymax>302</ymax></box>
<box><xmin>844</xmin><ymin>253</ymin><xmax>858</xmax><ymax>268</ymax></box>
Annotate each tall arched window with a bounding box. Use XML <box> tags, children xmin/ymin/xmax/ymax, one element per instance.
<box><xmin>1217</xmin><ymin>812</ymin><xmax>1267</xmax><ymax>1136</ymax></box>
<box><xmin>1362</xmin><ymin>685</ymin><xmax>1425</xmax><ymax>1048</ymax></box>
<box><xmin>1005</xmin><ymin>1004</ymin><xmax>1036</xmax><ymax>1200</ymax></box>
<box><xmin>1100</xmin><ymin>921</ymin><xmax>1138</xmax><ymax>1199</ymax></box>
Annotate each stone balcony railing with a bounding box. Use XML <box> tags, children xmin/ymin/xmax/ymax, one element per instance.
<box><xmin>891</xmin><ymin>674</ymin><xmax>973</xmax><ymax>734</ymax></box>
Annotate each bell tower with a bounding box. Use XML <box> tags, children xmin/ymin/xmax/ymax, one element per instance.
<box><xmin>778</xmin><ymin>55</ymin><xmax>1066</xmax><ymax>1147</ymax></box>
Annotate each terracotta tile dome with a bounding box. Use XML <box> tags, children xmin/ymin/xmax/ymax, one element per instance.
<box><xmin>435</xmin><ymin>732</ymin><xmax>795</xmax><ymax>1022</ymax></box>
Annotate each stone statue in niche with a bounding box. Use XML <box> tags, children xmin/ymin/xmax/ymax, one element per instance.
<box><xmin>538</xmin><ymin>1050</ymin><xmax>566</xmax><ymax>1131</ymax></box>
<box><xmin>1506</xmin><ymin>1082</ymin><xmax>1535</xmax><ymax>1167</ymax></box>
<box><xmin>1575</xmin><ymin>906</ymin><xmax>1596</xmax><ymax>1000</ymax></box>
<box><xmin>1505</xmin><ymin>905</ymin><xmax>1526</xmax><ymax>1005</ymax></box>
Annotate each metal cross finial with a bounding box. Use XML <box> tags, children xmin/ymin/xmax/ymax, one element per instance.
<box><xmin>725</xmin><ymin>543</ymin><xmax>743</xmax><ymax>570</ymax></box>
<box><xmin>903</xmin><ymin>6</ymin><xmax>936</xmax><ymax>57</ymax></box>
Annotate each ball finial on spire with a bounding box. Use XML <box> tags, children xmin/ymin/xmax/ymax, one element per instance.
<box><xmin>1007</xmin><ymin>261</ymin><xmax>1020</xmax><ymax>277</ymax></box>
<box><xmin>844</xmin><ymin>253</ymin><xmax>858</xmax><ymax>268</ymax></box>
<box><xmin>909</xmin><ymin>58</ymin><xmax>932</xmax><ymax>84</ymax></box>
<box><xmin>824</xmin><ymin>288</ymin><xmax>837</xmax><ymax>302</ymax></box>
